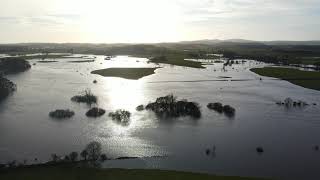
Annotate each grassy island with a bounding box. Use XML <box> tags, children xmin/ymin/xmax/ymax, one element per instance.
<box><xmin>251</xmin><ymin>67</ymin><xmax>320</xmax><ymax>91</ymax></box>
<box><xmin>91</xmin><ymin>68</ymin><xmax>158</xmax><ymax>80</ymax></box>
<box><xmin>148</xmin><ymin>54</ymin><xmax>205</xmax><ymax>69</ymax></box>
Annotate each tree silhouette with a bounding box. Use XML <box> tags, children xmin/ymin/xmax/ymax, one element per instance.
<box><xmin>80</xmin><ymin>150</ymin><xmax>88</xmax><ymax>161</ymax></box>
<box><xmin>84</xmin><ymin>141</ymin><xmax>102</xmax><ymax>161</ymax></box>
<box><xmin>69</xmin><ymin>152</ymin><xmax>78</xmax><ymax>162</ymax></box>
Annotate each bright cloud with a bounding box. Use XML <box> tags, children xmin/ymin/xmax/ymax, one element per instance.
<box><xmin>0</xmin><ymin>0</ymin><xmax>319</xmax><ymax>43</ymax></box>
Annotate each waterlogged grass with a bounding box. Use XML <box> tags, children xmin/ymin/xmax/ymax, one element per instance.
<box><xmin>91</xmin><ymin>68</ymin><xmax>158</xmax><ymax>80</ymax></box>
<box><xmin>0</xmin><ymin>165</ymin><xmax>267</xmax><ymax>180</ymax></box>
<box><xmin>148</xmin><ymin>54</ymin><xmax>205</xmax><ymax>69</ymax></box>
<box><xmin>251</xmin><ymin>67</ymin><xmax>320</xmax><ymax>91</ymax></box>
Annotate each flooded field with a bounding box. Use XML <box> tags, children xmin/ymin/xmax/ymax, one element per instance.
<box><xmin>1</xmin><ymin>56</ymin><xmax>320</xmax><ymax>180</ymax></box>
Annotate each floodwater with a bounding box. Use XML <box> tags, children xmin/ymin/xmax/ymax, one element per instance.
<box><xmin>1</xmin><ymin>55</ymin><xmax>320</xmax><ymax>180</ymax></box>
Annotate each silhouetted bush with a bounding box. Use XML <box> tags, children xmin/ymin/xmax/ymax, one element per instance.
<box><xmin>86</xmin><ymin>107</ymin><xmax>106</xmax><ymax>117</ymax></box>
<box><xmin>208</xmin><ymin>102</ymin><xmax>236</xmax><ymax>117</ymax></box>
<box><xmin>256</xmin><ymin>147</ymin><xmax>264</xmax><ymax>154</ymax></box>
<box><xmin>136</xmin><ymin>105</ymin><xmax>144</xmax><ymax>111</ymax></box>
<box><xmin>109</xmin><ymin>109</ymin><xmax>131</xmax><ymax>125</ymax></box>
<box><xmin>276</xmin><ymin>98</ymin><xmax>309</xmax><ymax>108</ymax></box>
<box><xmin>223</xmin><ymin>105</ymin><xmax>235</xmax><ymax>117</ymax></box>
<box><xmin>71</xmin><ymin>89</ymin><xmax>97</xmax><ymax>104</ymax></box>
<box><xmin>145</xmin><ymin>94</ymin><xmax>201</xmax><ymax>119</ymax></box>
<box><xmin>49</xmin><ymin>109</ymin><xmax>75</xmax><ymax>119</ymax></box>
<box><xmin>207</xmin><ymin>102</ymin><xmax>223</xmax><ymax>113</ymax></box>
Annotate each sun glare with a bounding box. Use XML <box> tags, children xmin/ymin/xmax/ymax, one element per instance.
<box><xmin>72</xmin><ymin>0</ymin><xmax>184</xmax><ymax>43</ymax></box>
<box><xmin>106</xmin><ymin>79</ymin><xmax>145</xmax><ymax>110</ymax></box>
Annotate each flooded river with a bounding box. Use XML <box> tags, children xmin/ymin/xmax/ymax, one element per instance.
<box><xmin>1</xmin><ymin>55</ymin><xmax>320</xmax><ymax>180</ymax></box>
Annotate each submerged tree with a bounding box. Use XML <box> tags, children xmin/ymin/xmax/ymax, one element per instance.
<box><xmin>71</xmin><ymin>89</ymin><xmax>97</xmax><ymax>105</ymax></box>
<box><xmin>145</xmin><ymin>94</ymin><xmax>201</xmax><ymax>119</ymax></box>
<box><xmin>108</xmin><ymin>109</ymin><xmax>131</xmax><ymax>125</ymax></box>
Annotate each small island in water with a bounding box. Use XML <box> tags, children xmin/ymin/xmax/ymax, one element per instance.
<box><xmin>91</xmin><ymin>67</ymin><xmax>158</xmax><ymax>80</ymax></box>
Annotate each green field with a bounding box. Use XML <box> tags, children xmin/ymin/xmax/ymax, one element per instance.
<box><xmin>91</xmin><ymin>68</ymin><xmax>158</xmax><ymax>80</ymax></box>
<box><xmin>0</xmin><ymin>165</ymin><xmax>267</xmax><ymax>180</ymax></box>
<box><xmin>148</xmin><ymin>54</ymin><xmax>205</xmax><ymax>68</ymax></box>
<box><xmin>251</xmin><ymin>67</ymin><xmax>320</xmax><ymax>91</ymax></box>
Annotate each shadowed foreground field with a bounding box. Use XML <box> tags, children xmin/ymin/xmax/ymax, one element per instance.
<box><xmin>91</xmin><ymin>68</ymin><xmax>158</xmax><ymax>80</ymax></box>
<box><xmin>251</xmin><ymin>67</ymin><xmax>320</xmax><ymax>91</ymax></box>
<box><xmin>0</xmin><ymin>165</ymin><xmax>267</xmax><ymax>180</ymax></box>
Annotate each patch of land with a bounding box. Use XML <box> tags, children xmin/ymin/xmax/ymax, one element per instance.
<box><xmin>0</xmin><ymin>57</ymin><xmax>31</xmax><ymax>74</ymax></box>
<box><xmin>0</xmin><ymin>76</ymin><xmax>16</xmax><ymax>100</ymax></box>
<box><xmin>37</xmin><ymin>61</ymin><xmax>58</xmax><ymax>63</ymax></box>
<box><xmin>19</xmin><ymin>54</ymin><xmax>76</xmax><ymax>60</ymax></box>
<box><xmin>91</xmin><ymin>68</ymin><xmax>158</xmax><ymax>80</ymax></box>
<box><xmin>251</xmin><ymin>67</ymin><xmax>320</xmax><ymax>91</ymax></box>
<box><xmin>0</xmin><ymin>165</ymin><xmax>266</xmax><ymax>180</ymax></box>
<box><xmin>68</xmin><ymin>60</ymin><xmax>95</xmax><ymax>63</ymax></box>
<box><xmin>147</xmin><ymin>54</ymin><xmax>205</xmax><ymax>69</ymax></box>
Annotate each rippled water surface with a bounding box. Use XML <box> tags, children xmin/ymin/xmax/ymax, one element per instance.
<box><xmin>1</xmin><ymin>55</ymin><xmax>320</xmax><ymax>180</ymax></box>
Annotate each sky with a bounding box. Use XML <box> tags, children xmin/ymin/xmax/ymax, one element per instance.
<box><xmin>0</xmin><ymin>0</ymin><xmax>319</xmax><ymax>43</ymax></box>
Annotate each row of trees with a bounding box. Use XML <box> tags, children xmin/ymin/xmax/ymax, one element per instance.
<box><xmin>1</xmin><ymin>141</ymin><xmax>108</xmax><ymax>169</ymax></box>
<box><xmin>50</xmin><ymin>141</ymin><xmax>107</xmax><ymax>163</ymax></box>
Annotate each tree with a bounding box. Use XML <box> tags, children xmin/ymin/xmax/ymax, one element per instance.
<box><xmin>314</xmin><ymin>62</ymin><xmax>320</xmax><ymax>70</ymax></box>
<box><xmin>84</xmin><ymin>141</ymin><xmax>102</xmax><ymax>161</ymax></box>
<box><xmin>100</xmin><ymin>154</ymin><xmax>108</xmax><ymax>161</ymax></box>
<box><xmin>64</xmin><ymin>155</ymin><xmax>70</xmax><ymax>162</ymax></box>
<box><xmin>51</xmin><ymin>153</ymin><xmax>59</xmax><ymax>162</ymax></box>
<box><xmin>69</xmin><ymin>152</ymin><xmax>78</xmax><ymax>162</ymax></box>
<box><xmin>80</xmin><ymin>150</ymin><xmax>88</xmax><ymax>161</ymax></box>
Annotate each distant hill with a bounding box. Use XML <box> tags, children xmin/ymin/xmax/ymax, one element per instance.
<box><xmin>263</xmin><ymin>41</ymin><xmax>320</xmax><ymax>46</ymax></box>
<box><xmin>2</xmin><ymin>39</ymin><xmax>320</xmax><ymax>47</ymax></box>
<box><xmin>178</xmin><ymin>39</ymin><xmax>320</xmax><ymax>46</ymax></box>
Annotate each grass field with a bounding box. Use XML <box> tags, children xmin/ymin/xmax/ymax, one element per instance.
<box><xmin>0</xmin><ymin>165</ymin><xmax>267</xmax><ymax>180</ymax></box>
<box><xmin>133</xmin><ymin>53</ymin><xmax>205</xmax><ymax>69</ymax></box>
<box><xmin>91</xmin><ymin>68</ymin><xmax>158</xmax><ymax>80</ymax></box>
<box><xmin>251</xmin><ymin>67</ymin><xmax>320</xmax><ymax>91</ymax></box>
<box><xmin>148</xmin><ymin>54</ymin><xmax>205</xmax><ymax>69</ymax></box>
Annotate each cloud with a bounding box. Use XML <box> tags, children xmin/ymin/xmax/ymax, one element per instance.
<box><xmin>0</xmin><ymin>13</ymin><xmax>83</xmax><ymax>26</ymax></box>
<box><xmin>0</xmin><ymin>0</ymin><xmax>320</xmax><ymax>42</ymax></box>
<box><xmin>179</xmin><ymin>0</ymin><xmax>320</xmax><ymax>22</ymax></box>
